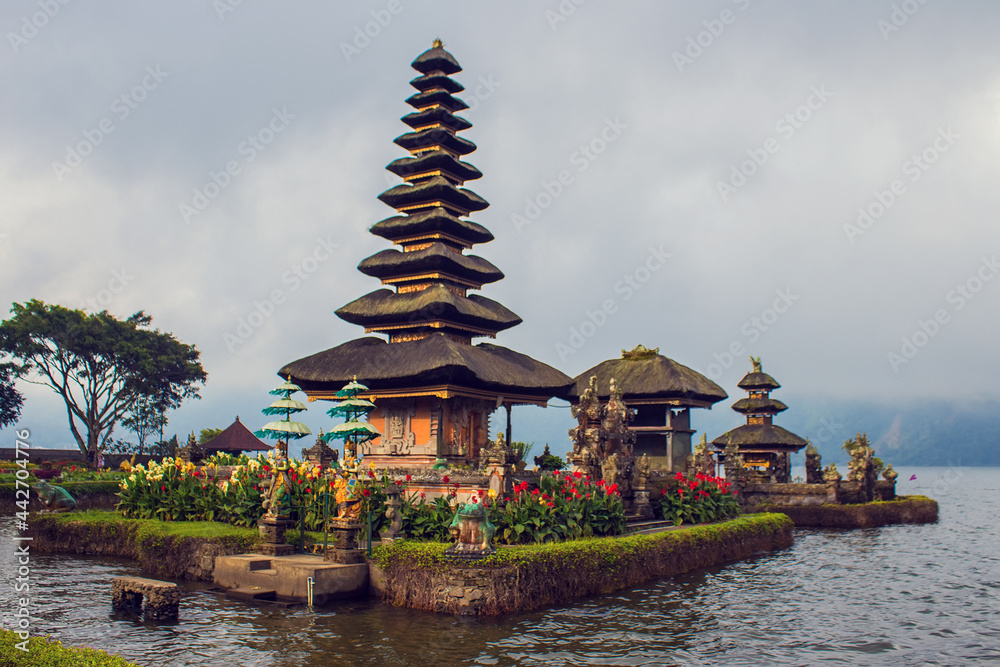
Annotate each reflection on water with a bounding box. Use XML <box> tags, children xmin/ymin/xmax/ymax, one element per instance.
<box><xmin>2</xmin><ymin>467</ymin><xmax>999</xmax><ymax>666</ymax></box>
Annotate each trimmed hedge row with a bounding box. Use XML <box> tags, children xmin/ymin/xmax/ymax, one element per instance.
<box><xmin>371</xmin><ymin>513</ymin><xmax>794</xmax><ymax>615</ymax></box>
<box><xmin>27</xmin><ymin>510</ymin><xmax>261</xmax><ymax>580</ymax></box>
<box><xmin>0</xmin><ymin>629</ymin><xmax>139</xmax><ymax>666</ymax></box>
<box><xmin>752</xmin><ymin>495</ymin><xmax>939</xmax><ymax>528</ymax></box>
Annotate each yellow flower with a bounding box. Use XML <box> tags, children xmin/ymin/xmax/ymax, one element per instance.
<box><xmin>487</xmin><ymin>489</ymin><xmax>498</xmax><ymax>499</ymax></box>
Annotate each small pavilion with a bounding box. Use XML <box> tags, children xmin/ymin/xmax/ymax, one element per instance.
<box><xmin>280</xmin><ymin>41</ymin><xmax>572</xmax><ymax>468</ymax></box>
<box><xmin>563</xmin><ymin>345</ymin><xmax>727</xmax><ymax>471</ymax></box>
<box><xmin>711</xmin><ymin>358</ymin><xmax>807</xmax><ymax>482</ymax></box>
<box><xmin>202</xmin><ymin>417</ymin><xmax>272</xmax><ymax>457</ymax></box>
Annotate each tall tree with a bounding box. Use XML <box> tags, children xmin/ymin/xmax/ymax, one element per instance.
<box><xmin>0</xmin><ymin>362</ymin><xmax>24</xmax><ymax>428</ymax></box>
<box><xmin>121</xmin><ymin>393</ymin><xmax>169</xmax><ymax>455</ymax></box>
<box><xmin>0</xmin><ymin>300</ymin><xmax>207</xmax><ymax>465</ymax></box>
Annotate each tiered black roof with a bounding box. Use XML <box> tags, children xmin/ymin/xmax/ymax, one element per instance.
<box><xmin>334</xmin><ymin>40</ymin><xmax>518</xmax><ymax>343</ymax></box>
<box><xmin>713</xmin><ymin>360</ymin><xmax>806</xmax><ymax>453</ymax></box>
<box><xmin>281</xmin><ymin>41</ymin><xmax>571</xmax><ymax>399</ymax></box>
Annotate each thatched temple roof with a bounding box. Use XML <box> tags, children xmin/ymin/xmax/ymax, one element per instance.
<box><xmin>203</xmin><ymin>417</ymin><xmax>271</xmax><ymax>454</ymax></box>
<box><xmin>280</xmin><ymin>333</ymin><xmax>572</xmax><ymax>396</ymax></box>
<box><xmin>711</xmin><ymin>424</ymin><xmax>808</xmax><ymax>452</ymax></box>
<box><xmin>563</xmin><ymin>346</ymin><xmax>727</xmax><ymax>406</ymax></box>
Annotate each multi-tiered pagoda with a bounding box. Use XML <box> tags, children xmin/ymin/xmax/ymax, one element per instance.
<box><xmin>712</xmin><ymin>357</ymin><xmax>807</xmax><ymax>482</ymax></box>
<box><xmin>281</xmin><ymin>41</ymin><xmax>571</xmax><ymax>467</ymax></box>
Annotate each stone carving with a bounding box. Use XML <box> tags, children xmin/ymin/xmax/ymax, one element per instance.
<box><xmin>805</xmin><ymin>443</ymin><xmax>824</xmax><ymax>484</ymax></box>
<box><xmin>445</xmin><ymin>501</ymin><xmax>496</xmax><ymax>558</ymax></box>
<box><xmin>178</xmin><ymin>433</ymin><xmax>204</xmax><ymax>464</ymax></box>
<box><xmin>844</xmin><ymin>432</ymin><xmax>878</xmax><ymax>501</ymax></box>
<box><xmin>882</xmin><ymin>463</ymin><xmax>899</xmax><ymax>482</ymax></box>
<box><xmin>380</xmin><ymin>484</ymin><xmax>403</xmax><ymax>542</ymax></box>
<box><xmin>823</xmin><ymin>463</ymin><xmax>842</xmax><ymax>484</ymax></box>
<box><xmin>384</xmin><ymin>404</ymin><xmax>416</xmax><ymax>455</ymax></box>
<box><xmin>303</xmin><ymin>431</ymin><xmax>339</xmax><ymax>468</ymax></box>
<box><xmin>32</xmin><ymin>481</ymin><xmax>76</xmax><ymax>512</ymax></box>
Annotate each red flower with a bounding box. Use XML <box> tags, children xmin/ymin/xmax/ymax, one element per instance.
<box><xmin>454</xmin><ymin>482</ymin><xmax>460</xmax><ymax>489</ymax></box>
<box><xmin>573</xmin><ymin>471</ymin><xmax>582</xmax><ymax>479</ymax></box>
<box><xmin>608</xmin><ymin>483</ymin><xmax>618</xmax><ymax>494</ymax></box>
<box><xmin>405</xmin><ymin>474</ymin><xmax>412</xmax><ymax>481</ymax></box>
<box><xmin>541</xmin><ymin>493</ymin><xmax>550</xmax><ymax>500</ymax></box>
<box><xmin>160</xmin><ymin>485</ymin><xmax>166</xmax><ymax>491</ymax></box>
<box><xmin>660</xmin><ymin>489</ymin><xmax>667</xmax><ymax>496</ymax></box>
<box><xmin>675</xmin><ymin>471</ymin><xmax>684</xmax><ymax>480</ymax></box>
<box><xmin>306</xmin><ymin>488</ymin><xmax>312</xmax><ymax>494</ymax></box>
<box><xmin>677</xmin><ymin>488</ymin><xmax>685</xmax><ymax>496</ymax></box>
<box><xmin>420</xmin><ymin>492</ymin><xmax>426</xmax><ymax>499</ymax></box>
<box><xmin>532</xmin><ymin>489</ymin><xmax>540</xmax><ymax>496</ymax></box>
<box><xmin>442</xmin><ymin>475</ymin><xmax>450</xmax><ymax>483</ymax></box>
<box><xmin>361</xmin><ymin>488</ymin><xmax>371</xmax><ymax>497</ymax></box>
<box><xmin>192</xmin><ymin>470</ymin><xmax>200</xmax><ymax>478</ymax></box>
<box><xmin>368</xmin><ymin>471</ymin><xmax>375</xmax><ymax>478</ymax></box>
<box><xmin>596</xmin><ymin>479</ymin><xmax>605</xmax><ymax>487</ymax></box>
<box><xmin>546</xmin><ymin>501</ymin><xmax>555</xmax><ymax>508</ymax></box>
<box><xmin>202</xmin><ymin>485</ymin><xmax>207</xmax><ymax>490</ymax></box>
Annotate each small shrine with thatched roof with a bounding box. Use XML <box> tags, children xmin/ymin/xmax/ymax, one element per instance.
<box><xmin>563</xmin><ymin>345</ymin><xmax>727</xmax><ymax>472</ymax></box>
<box><xmin>711</xmin><ymin>357</ymin><xmax>807</xmax><ymax>483</ymax></box>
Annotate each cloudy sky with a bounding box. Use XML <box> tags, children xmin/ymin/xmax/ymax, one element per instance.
<box><xmin>2</xmin><ymin>1</ymin><xmax>999</xmax><ymax>454</ymax></box>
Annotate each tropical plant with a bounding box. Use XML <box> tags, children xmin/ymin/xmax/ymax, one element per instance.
<box><xmin>655</xmin><ymin>471</ymin><xmax>740</xmax><ymax>526</ymax></box>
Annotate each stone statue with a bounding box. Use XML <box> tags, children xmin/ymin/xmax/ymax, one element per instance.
<box><xmin>262</xmin><ymin>458</ymin><xmax>293</xmax><ymax>519</ymax></box>
<box><xmin>804</xmin><ymin>443</ymin><xmax>823</xmax><ymax>484</ymax></box>
<box><xmin>33</xmin><ymin>481</ymin><xmax>76</xmax><ymax>512</ymax></box>
<box><xmin>635</xmin><ymin>453</ymin><xmax>650</xmax><ymax>489</ymax></box>
<box><xmin>332</xmin><ymin>468</ymin><xmax>362</xmax><ymax>521</ymax></box>
<box><xmin>823</xmin><ymin>463</ymin><xmax>842</xmax><ymax>484</ymax></box>
<box><xmin>445</xmin><ymin>501</ymin><xmax>496</xmax><ymax>557</ymax></box>
<box><xmin>882</xmin><ymin>464</ymin><xmax>899</xmax><ymax>482</ymax></box>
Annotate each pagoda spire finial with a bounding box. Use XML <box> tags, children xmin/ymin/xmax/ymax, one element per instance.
<box><xmin>750</xmin><ymin>356</ymin><xmax>762</xmax><ymax>373</ymax></box>
<box><xmin>432</xmin><ymin>37</ymin><xmax>443</xmax><ymax>48</ymax></box>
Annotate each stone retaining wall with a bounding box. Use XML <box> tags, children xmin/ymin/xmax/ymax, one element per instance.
<box><xmin>370</xmin><ymin>513</ymin><xmax>794</xmax><ymax>616</ymax></box>
<box><xmin>27</xmin><ymin>514</ymin><xmax>258</xmax><ymax>581</ymax></box>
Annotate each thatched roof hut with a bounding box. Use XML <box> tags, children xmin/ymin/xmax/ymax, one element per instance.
<box><xmin>203</xmin><ymin>417</ymin><xmax>271</xmax><ymax>456</ymax></box>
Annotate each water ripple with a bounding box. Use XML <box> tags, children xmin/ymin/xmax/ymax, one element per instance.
<box><xmin>2</xmin><ymin>467</ymin><xmax>998</xmax><ymax>666</ymax></box>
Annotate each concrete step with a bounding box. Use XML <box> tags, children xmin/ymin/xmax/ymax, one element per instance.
<box><xmin>226</xmin><ymin>587</ymin><xmax>276</xmax><ymax>602</ymax></box>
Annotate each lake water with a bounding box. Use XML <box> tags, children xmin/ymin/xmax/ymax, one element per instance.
<box><xmin>2</xmin><ymin>466</ymin><xmax>998</xmax><ymax>666</ymax></box>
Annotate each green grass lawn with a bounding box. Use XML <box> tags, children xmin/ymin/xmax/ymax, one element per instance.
<box><xmin>0</xmin><ymin>630</ymin><xmax>140</xmax><ymax>666</ymax></box>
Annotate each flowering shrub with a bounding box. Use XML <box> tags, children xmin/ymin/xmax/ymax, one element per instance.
<box><xmin>490</xmin><ymin>470</ymin><xmax>626</xmax><ymax>544</ymax></box>
<box><xmin>118</xmin><ymin>456</ymin><xmax>332</xmax><ymax>529</ymax></box>
<box><xmin>655</xmin><ymin>471</ymin><xmax>739</xmax><ymax>525</ymax></box>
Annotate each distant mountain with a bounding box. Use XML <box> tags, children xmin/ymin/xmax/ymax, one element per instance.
<box><xmin>511</xmin><ymin>397</ymin><xmax>1000</xmax><ymax>468</ymax></box>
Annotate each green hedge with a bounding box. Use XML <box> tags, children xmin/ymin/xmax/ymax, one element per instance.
<box><xmin>0</xmin><ymin>629</ymin><xmax>139</xmax><ymax>666</ymax></box>
<box><xmin>753</xmin><ymin>495</ymin><xmax>939</xmax><ymax>528</ymax></box>
<box><xmin>0</xmin><ymin>481</ymin><xmax>122</xmax><ymax>497</ymax></box>
<box><xmin>28</xmin><ymin>511</ymin><xmax>261</xmax><ymax>580</ymax></box>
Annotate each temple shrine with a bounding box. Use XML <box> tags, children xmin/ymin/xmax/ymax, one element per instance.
<box><xmin>711</xmin><ymin>357</ymin><xmax>807</xmax><ymax>482</ymax></box>
<box><xmin>564</xmin><ymin>345</ymin><xmax>727</xmax><ymax>472</ymax></box>
<box><xmin>280</xmin><ymin>41</ymin><xmax>572</xmax><ymax>468</ymax></box>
